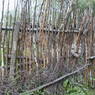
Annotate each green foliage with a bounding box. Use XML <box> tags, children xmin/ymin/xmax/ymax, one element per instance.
<box><xmin>78</xmin><ymin>0</ymin><xmax>95</xmax><ymax>11</ymax></box>
<box><xmin>64</xmin><ymin>79</ymin><xmax>95</xmax><ymax>95</ymax></box>
<box><xmin>78</xmin><ymin>0</ymin><xmax>88</xmax><ymax>10</ymax></box>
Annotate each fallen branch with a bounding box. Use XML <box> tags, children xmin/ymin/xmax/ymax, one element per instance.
<box><xmin>20</xmin><ymin>63</ymin><xmax>91</xmax><ymax>95</ymax></box>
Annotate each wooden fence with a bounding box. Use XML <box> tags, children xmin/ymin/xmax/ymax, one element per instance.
<box><xmin>0</xmin><ymin>21</ymin><xmax>95</xmax><ymax>86</ymax></box>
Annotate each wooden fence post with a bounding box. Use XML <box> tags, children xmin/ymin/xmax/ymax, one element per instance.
<box><xmin>0</xmin><ymin>23</ymin><xmax>2</xmax><ymax>41</ymax></box>
<box><xmin>0</xmin><ymin>23</ymin><xmax>2</xmax><ymax>79</ymax></box>
<box><xmin>0</xmin><ymin>22</ymin><xmax>5</xmax><ymax>80</ymax></box>
<box><xmin>9</xmin><ymin>22</ymin><xmax>20</xmax><ymax>79</ymax></box>
<box><xmin>88</xmin><ymin>56</ymin><xmax>95</xmax><ymax>88</ymax></box>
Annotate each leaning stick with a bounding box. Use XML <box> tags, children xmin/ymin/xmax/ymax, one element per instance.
<box><xmin>20</xmin><ymin>63</ymin><xmax>91</xmax><ymax>95</ymax></box>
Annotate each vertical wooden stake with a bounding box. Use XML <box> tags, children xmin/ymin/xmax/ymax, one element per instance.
<box><xmin>0</xmin><ymin>23</ymin><xmax>5</xmax><ymax>79</ymax></box>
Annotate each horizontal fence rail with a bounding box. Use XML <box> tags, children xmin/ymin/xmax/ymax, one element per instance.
<box><xmin>1</xmin><ymin>27</ymin><xmax>79</xmax><ymax>33</ymax></box>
